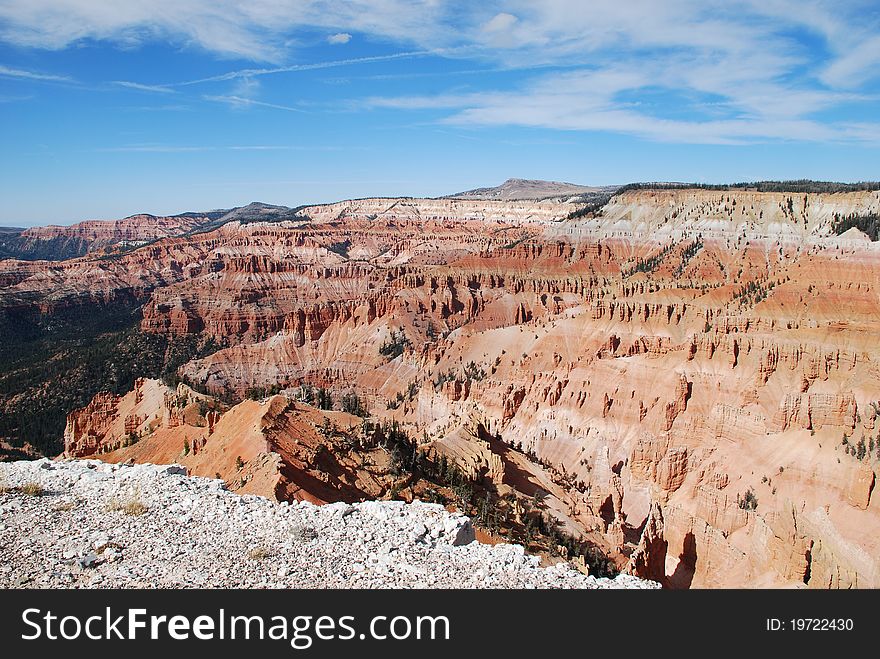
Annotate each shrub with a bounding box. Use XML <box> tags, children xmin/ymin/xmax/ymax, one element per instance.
<box><xmin>299</xmin><ymin>385</ymin><xmax>315</xmax><ymax>405</ymax></box>
<box><xmin>831</xmin><ymin>212</ymin><xmax>880</xmax><ymax>241</ymax></box>
<box><xmin>738</xmin><ymin>488</ymin><xmax>758</xmax><ymax>511</ymax></box>
<box><xmin>122</xmin><ymin>500</ymin><xmax>148</xmax><ymax>516</ymax></box>
<box><xmin>107</xmin><ymin>495</ymin><xmax>148</xmax><ymax>516</ymax></box>
<box><xmin>245</xmin><ymin>384</ymin><xmax>281</xmax><ymax>400</ymax></box>
<box><xmin>432</xmin><ymin>370</ymin><xmax>456</xmax><ymax>390</ymax></box>
<box><xmin>463</xmin><ymin>361</ymin><xmax>486</xmax><ymax>382</ymax></box>
<box><xmin>379</xmin><ymin>329</ymin><xmax>411</xmax><ymax>358</ymax></box>
<box><xmin>20</xmin><ymin>482</ymin><xmax>45</xmax><ymax>496</ymax></box>
<box><xmin>327</xmin><ymin>239</ymin><xmax>351</xmax><ymax>258</ymax></box>
<box><xmin>316</xmin><ymin>387</ymin><xmax>333</xmax><ymax>410</ymax></box>
<box><xmin>248</xmin><ymin>546</ymin><xmax>273</xmax><ymax>561</ymax></box>
<box><xmin>406</xmin><ymin>381</ymin><xmax>419</xmax><ymax>400</ymax></box>
<box><xmin>341</xmin><ymin>391</ymin><xmax>366</xmax><ymax>417</ymax></box>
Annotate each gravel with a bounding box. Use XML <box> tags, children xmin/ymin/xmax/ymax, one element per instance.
<box><xmin>0</xmin><ymin>459</ymin><xmax>658</xmax><ymax>589</ymax></box>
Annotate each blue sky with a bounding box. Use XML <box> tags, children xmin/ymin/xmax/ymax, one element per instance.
<box><xmin>1</xmin><ymin>1</ymin><xmax>880</xmax><ymax>226</ymax></box>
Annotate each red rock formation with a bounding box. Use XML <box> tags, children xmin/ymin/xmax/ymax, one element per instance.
<box><xmin>10</xmin><ymin>213</ymin><xmax>214</xmax><ymax>259</ymax></box>
<box><xmin>627</xmin><ymin>502</ymin><xmax>667</xmax><ymax>584</ymax></box>
<box><xmin>663</xmin><ymin>373</ymin><xmax>691</xmax><ymax>431</ymax></box>
<box><xmin>63</xmin><ymin>392</ymin><xmax>122</xmax><ymax>458</ymax></box>
<box><xmin>8</xmin><ymin>188</ymin><xmax>880</xmax><ymax>588</ymax></box>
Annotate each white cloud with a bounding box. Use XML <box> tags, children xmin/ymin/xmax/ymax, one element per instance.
<box><xmin>1</xmin><ymin>1</ymin><xmax>880</xmax><ymax>144</ymax></box>
<box><xmin>0</xmin><ymin>93</ymin><xmax>33</xmax><ymax>102</ymax></box>
<box><xmin>98</xmin><ymin>145</ymin><xmax>208</xmax><ymax>153</ymax></box>
<box><xmin>484</xmin><ymin>12</ymin><xmax>518</xmax><ymax>32</ymax></box>
<box><xmin>96</xmin><ymin>144</ymin><xmax>336</xmax><ymax>152</ymax></box>
<box><xmin>367</xmin><ymin>62</ymin><xmax>877</xmax><ymax>145</ymax></box>
<box><xmin>480</xmin><ymin>12</ymin><xmax>518</xmax><ymax>48</ymax></box>
<box><xmin>0</xmin><ymin>64</ymin><xmax>71</xmax><ymax>81</ymax></box>
<box><xmin>821</xmin><ymin>34</ymin><xmax>880</xmax><ymax>88</ymax></box>
<box><xmin>113</xmin><ymin>80</ymin><xmax>175</xmax><ymax>93</ymax></box>
<box><xmin>175</xmin><ymin>51</ymin><xmax>430</xmax><ymax>86</ymax></box>
<box><xmin>231</xmin><ymin>75</ymin><xmax>260</xmax><ymax>99</ymax></box>
<box><xmin>203</xmin><ymin>94</ymin><xmax>307</xmax><ymax>113</ymax></box>
<box><xmin>0</xmin><ymin>1</ymin><xmax>463</xmax><ymax>61</ymax></box>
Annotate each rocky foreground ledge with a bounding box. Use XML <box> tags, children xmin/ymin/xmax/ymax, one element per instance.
<box><xmin>0</xmin><ymin>459</ymin><xmax>657</xmax><ymax>589</ymax></box>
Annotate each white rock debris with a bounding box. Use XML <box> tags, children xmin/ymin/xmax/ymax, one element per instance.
<box><xmin>0</xmin><ymin>459</ymin><xmax>658</xmax><ymax>589</ymax></box>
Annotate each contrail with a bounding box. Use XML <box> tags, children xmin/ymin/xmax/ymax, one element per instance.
<box><xmin>174</xmin><ymin>51</ymin><xmax>432</xmax><ymax>86</ymax></box>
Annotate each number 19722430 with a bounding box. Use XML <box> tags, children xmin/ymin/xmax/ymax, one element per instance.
<box><xmin>767</xmin><ymin>618</ymin><xmax>854</xmax><ymax>631</ymax></box>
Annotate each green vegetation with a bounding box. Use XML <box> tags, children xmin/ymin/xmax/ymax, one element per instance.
<box><xmin>615</xmin><ymin>180</ymin><xmax>880</xmax><ymax>195</ymax></box>
<box><xmin>501</xmin><ymin>236</ymin><xmax>529</xmax><ymax>249</ymax></box>
<box><xmin>621</xmin><ymin>242</ymin><xmax>676</xmax><ymax>277</ymax></box>
<box><xmin>432</xmin><ymin>369</ymin><xmax>456</xmax><ymax>390</ymax></box>
<box><xmin>738</xmin><ymin>488</ymin><xmax>758</xmax><ymax>511</ymax></box>
<box><xmin>556</xmin><ymin>180</ymin><xmax>880</xmax><ymax>224</ymax></box>
<box><xmin>731</xmin><ymin>278</ymin><xmax>778</xmax><ymax>307</ymax></box>
<box><xmin>245</xmin><ymin>384</ymin><xmax>282</xmax><ymax>400</ymax></box>
<box><xmin>463</xmin><ymin>361</ymin><xmax>487</xmax><ymax>382</ymax></box>
<box><xmin>564</xmin><ymin>199</ymin><xmax>609</xmax><ymax>220</ymax></box>
<box><xmin>298</xmin><ymin>384</ymin><xmax>315</xmax><ymax>405</ymax></box>
<box><xmin>340</xmin><ymin>391</ymin><xmax>367</xmax><ymax>417</ymax></box>
<box><xmin>842</xmin><ymin>432</ymin><xmax>880</xmax><ymax>462</ymax></box>
<box><xmin>379</xmin><ymin>328</ymin><xmax>411</xmax><ymax>358</ymax></box>
<box><xmin>316</xmin><ymin>387</ymin><xmax>333</xmax><ymax>410</ymax></box>
<box><xmin>0</xmin><ymin>233</ymin><xmax>93</xmax><ymax>261</ymax></box>
<box><xmin>385</xmin><ymin>381</ymin><xmax>419</xmax><ymax>410</ymax></box>
<box><xmin>432</xmin><ymin>362</ymin><xmax>486</xmax><ymax>393</ymax></box>
<box><xmin>327</xmin><ymin>239</ymin><xmax>352</xmax><ymax>258</ymax></box>
<box><xmin>0</xmin><ymin>298</ymin><xmax>222</xmax><ymax>456</ymax></box>
<box><xmin>672</xmin><ymin>237</ymin><xmax>704</xmax><ymax>277</ymax></box>
<box><xmin>374</xmin><ymin>420</ymin><xmax>618</xmax><ymax>577</ymax></box>
<box><xmin>831</xmin><ymin>213</ymin><xmax>880</xmax><ymax>241</ymax></box>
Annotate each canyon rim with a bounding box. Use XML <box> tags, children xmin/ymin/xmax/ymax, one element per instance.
<box><xmin>2</xmin><ymin>1</ymin><xmax>880</xmax><ymax>599</ymax></box>
<box><xmin>2</xmin><ymin>180</ymin><xmax>879</xmax><ymax>588</ymax></box>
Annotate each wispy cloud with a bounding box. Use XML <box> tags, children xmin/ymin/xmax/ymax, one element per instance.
<box><xmin>366</xmin><ymin>59</ymin><xmax>880</xmax><ymax>145</ymax></box>
<box><xmin>353</xmin><ymin>1</ymin><xmax>880</xmax><ymax>145</ymax></box>
<box><xmin>0</xmin><ymin>93</ymin><xmax>34</xmax><ymax>103</ymax></box>
<box><xmin>96</xmin><ymin>143</ymin><xmax>356</xmax><ymax>153</ymax></box>
<box><xmin>112</xmin><ymin>80</ymin><xmax>175</xmax><ymax>93</ymax></box>
<box><xmin>96</xmin><ymin>145</ymin><xmax>211</xmax><ymax>153</ymax></box>
<box><xmin>175</xmin><ymin>51</ymin><xmax>431</xmax><ymax>86</ymax></box>
<box><xmin>821</xmin><ymin>34</ymin><xmax>880</xmax><ymax>89</ymax></box>
<box><xmin>0</xmin><ymin>64</ymin><xmax>72</xmax><ymax>82</ymax></box>
<box><xmin>202</xmin><ymin>95</ymin><xmax>307</xmax><ymax>113</ymax></box>
<box><xmin>0</xmin><ymin>1</ymin><xmax>466</xmax><ymax>62</ymax></box>
<box><xmin>117</xmin><ymin>104</ymin><xmax>193</xmax><ymax>112</ymax></box>
<box><xmin>2</xmin><ymin>1</ymin><xmax>880</xmax><ymax>146</ymax></box>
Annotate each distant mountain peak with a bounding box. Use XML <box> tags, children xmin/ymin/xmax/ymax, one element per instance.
<box><xmin>447</xmin><ymin>178</ymin><xmax>617</xmax><ymax>201</ymax></box>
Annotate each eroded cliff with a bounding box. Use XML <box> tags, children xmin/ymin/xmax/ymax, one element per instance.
<box><xmin>4</xmin><ymin>189</ymin><xmax>879</xmax><ymax>587</ymax></box>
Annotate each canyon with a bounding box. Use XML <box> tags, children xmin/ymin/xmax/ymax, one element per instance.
<box><xmin>0</xmin><ymin>202</ymin><xmax>299</xmax><ymax>261</ymax></box>
<box><xmin>2</xmin><ymin>182</ymin><xmax>879</xmax><ymax>588</ymax></box>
